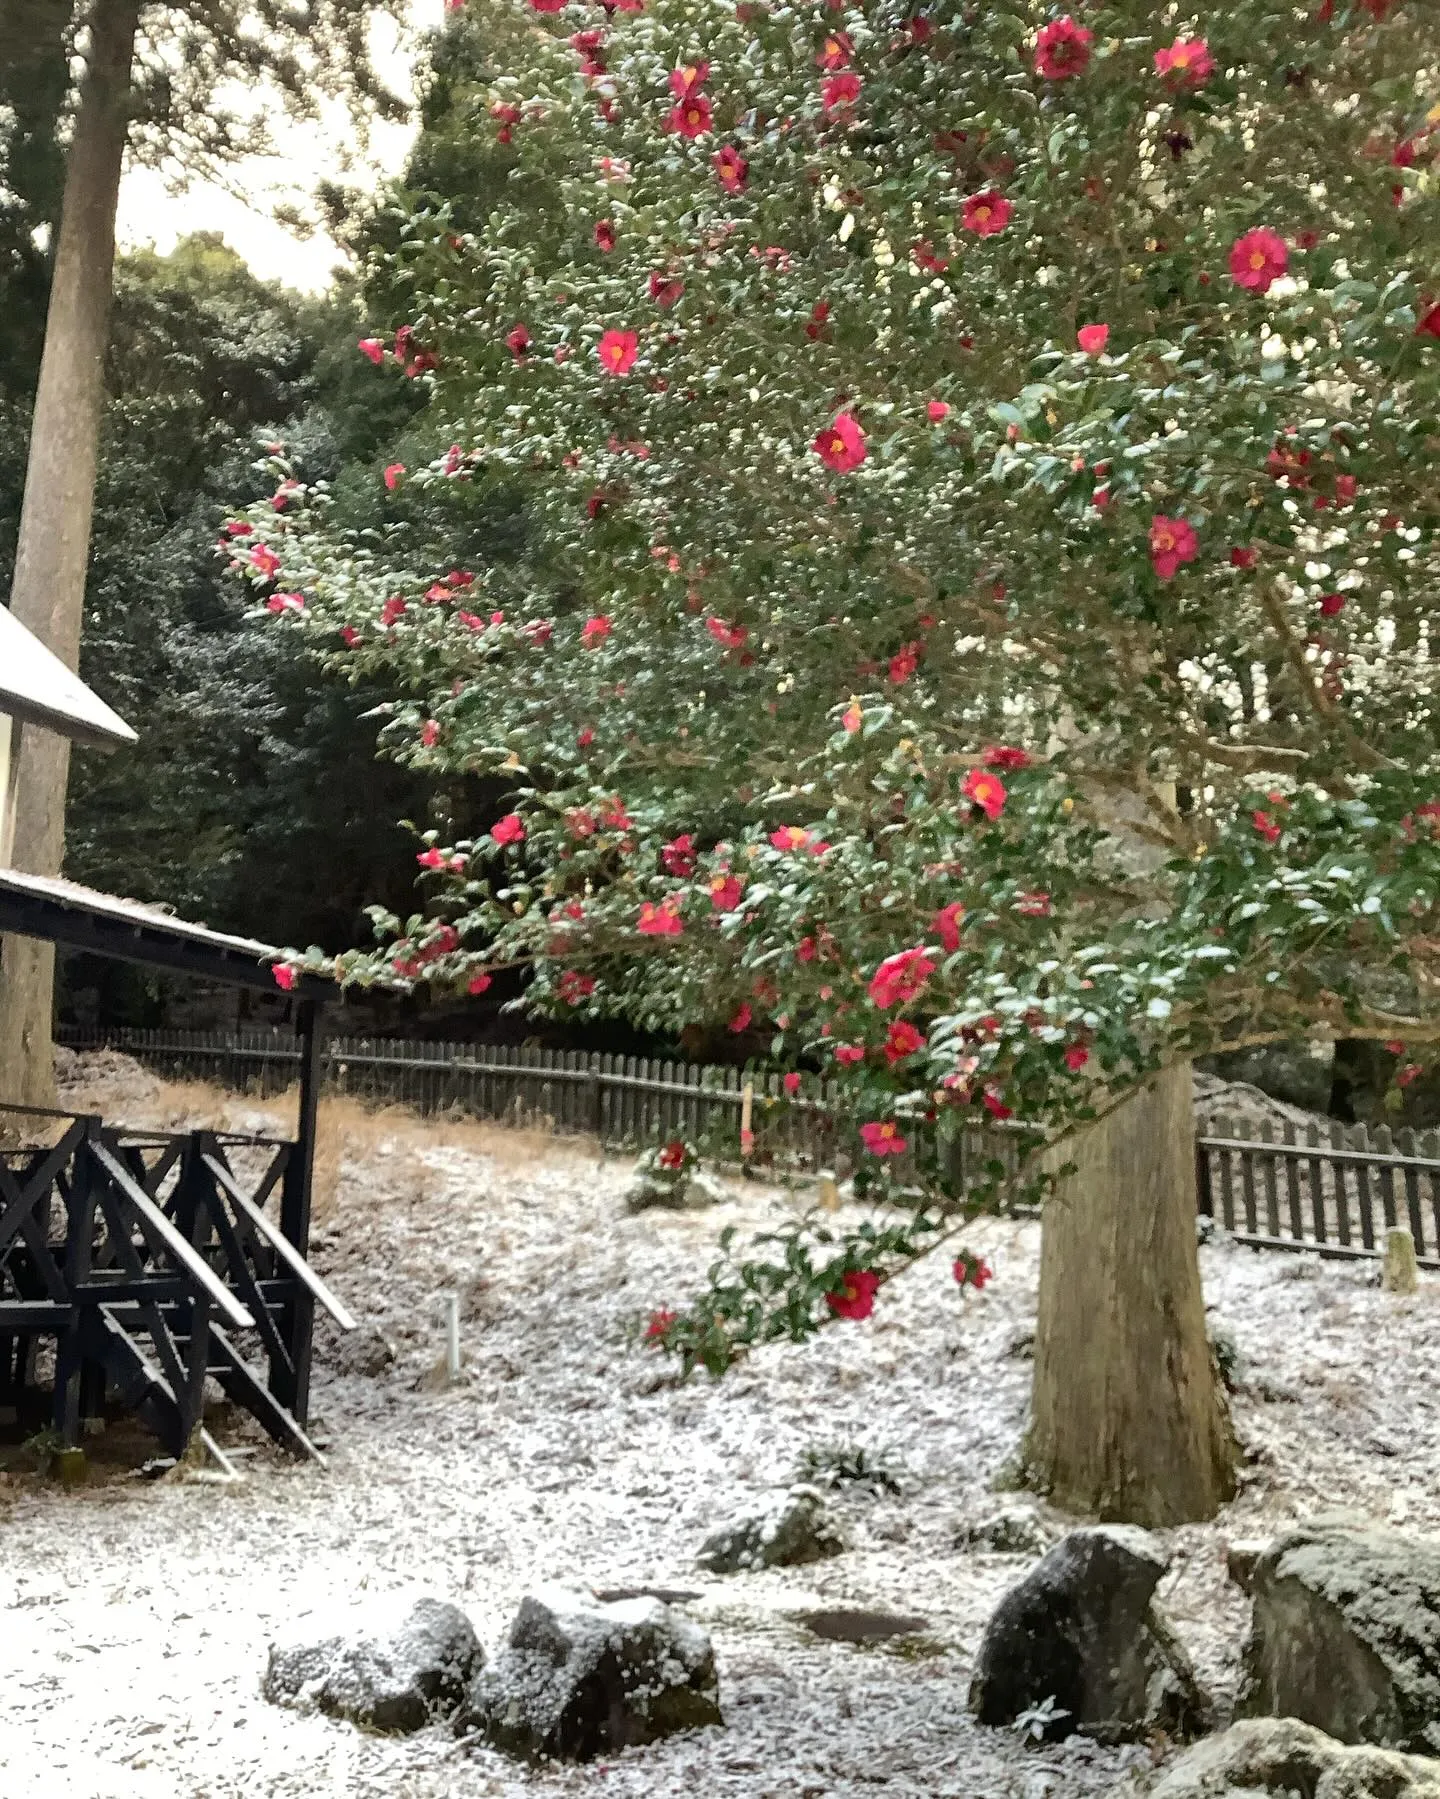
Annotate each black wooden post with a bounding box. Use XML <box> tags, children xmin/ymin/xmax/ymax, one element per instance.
<box><xmin>275</xmin><ymin>996</ymin><xmax>325</xmax><ymax>1422</ymax></box>
<box><xmin>53</xmin><ymin>1125</ymin><xmax>97</xmax><ymax>1447</ymax></box>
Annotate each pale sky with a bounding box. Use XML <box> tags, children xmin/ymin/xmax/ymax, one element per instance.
<box><xmin>115</xmin><ymin>0</ymin><xmax>447</xmax><ymax>293</ymax></box>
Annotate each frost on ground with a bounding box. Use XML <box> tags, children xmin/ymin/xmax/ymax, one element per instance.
<box><xmin>2</xmin><ymin>1060</ymin><xmax>1439</xmax><ymax>1799</ymax></box>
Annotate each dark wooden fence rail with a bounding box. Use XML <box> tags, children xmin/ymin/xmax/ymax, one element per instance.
<box><xmin>60</xmin><ymin>1030</ymin><xmax>1439</xmax><ymax>1268</ymax></box>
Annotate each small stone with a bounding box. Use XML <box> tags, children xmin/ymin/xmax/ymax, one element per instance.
<box><xmin>464</xmin><ymin>1585</ymin><xmax>721</xmax><ymax>1762</ymax></box>
<box><xmin>1384</xmin><ymin>1228</ymin><xmax>1419</xmax><ymax>1296</ymax></box>
<box><xmin>695</xmin><ymin>1485</ymin><xmax>845</xmax><ymax>1574</ymax></box>
<box><xmin>957</xmin><ymin>1508</ymin><xmax>1049</xmax><ymax>1558</ymax></box>
<box><xmin>333</xmin><ymin>1324</ymin><xmax>398</xmax><ymax>1377</ymax></box>
<box><xmin>1141</xmin><ymin>1717</ymin><xmax>1440</xmax><ymax>1799</ymax></box>
<box><xmin>263</xmin><ymin>1596</ymin><xmax>482</xmax><ymax>1731</ymax></box>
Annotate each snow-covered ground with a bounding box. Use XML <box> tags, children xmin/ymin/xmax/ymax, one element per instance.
<box><xmin>2</xmin><ymin>1061</ymin><xmax>1438</xmax><ymax>1799</ymax></box>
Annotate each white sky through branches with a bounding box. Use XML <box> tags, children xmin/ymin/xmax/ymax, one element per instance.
<box><xmin>115</xmin><ymin>0</ymin><xmax>446</xmax><ymax>292</ymax></box>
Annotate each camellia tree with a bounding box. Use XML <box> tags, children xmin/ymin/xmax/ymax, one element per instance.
<box><xmin>235</xmin><ymin>0</ymin><xmax>1439</xmax><ymax>1524</ymax></box>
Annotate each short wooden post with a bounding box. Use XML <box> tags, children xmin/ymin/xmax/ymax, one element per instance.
<box><xmin>1383</xmin><ymin>1227</ymin><xmax>1419</xmax><ymax>1295</ymax></box>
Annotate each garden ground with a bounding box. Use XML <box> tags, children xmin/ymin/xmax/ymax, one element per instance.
<box><xmin>1</xmin><ymin>1054</ymin><xmax>1436</xmax><ymax>1799</ymax></box>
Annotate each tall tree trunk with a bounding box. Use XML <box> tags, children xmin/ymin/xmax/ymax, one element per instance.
<box><xmin>0</xmin><ymin>0</ymin><xmax>138</xmax><ymax>1110</ymax></box>
<box><xmin>1027</xmin><ymin>1060</ymin><xmax>1238</xmax><ymax>1525</ymax></box>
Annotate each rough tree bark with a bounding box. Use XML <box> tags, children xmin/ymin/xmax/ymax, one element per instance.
<box><xmin>1027</xmin><ymin>1059</ymin><xmax>1238</xmax><ymax>1525</ymax></box>
<box><xmin>0</xmin><ymin>0</ymin><xmax>139</xmax><ymax>1109</ymax></box>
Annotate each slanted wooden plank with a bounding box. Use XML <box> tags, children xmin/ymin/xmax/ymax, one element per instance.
<box><xmin>202</xmin><ymin>1154</ymin><xmax>356</xmax><ymax>1330</ymax></box>
<box><xmin>207</xmin><ymin>1324</ymin><xmax>327</xmax><ymax>1464</ymax></box>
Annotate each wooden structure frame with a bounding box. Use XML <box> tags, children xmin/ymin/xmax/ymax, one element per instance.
<box><xmin>0</xmin><ymin>868</ymin><xmax>345</xmax><ymax>1459</ymax></box>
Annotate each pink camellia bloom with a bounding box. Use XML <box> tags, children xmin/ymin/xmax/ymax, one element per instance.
<box><xmin>668</xmin><ymin>92</ymin><xmax>714</xmax><ymax>137</ymax></box>
<box><xmin>594</xmin><ymin>219</ymin><xmax>616</xmax><ymax>251</ymax></box>
<box><xmin>769</xmin><ymin>826</ymin><xmax>814</xmax><ymax>852</ymax></box>
<box><xmin>1229</xmin><ymin>228</ymin><xmax>1288</xmax><ymax>293</ymax></box>
<box><xmin>381</xmin><ymin>596</ymin><xmax>407</xmax><ymax>627</ymax></box>
<box><xmin>661</xmin><ymin>833</ymin><xmax>697</xmax><ymax>875</ymax></box>
<box><xmin>340</xmin><ymin>625</ymin><xmax>360</xmax><ymax>647</ymax></box>
<box><xmin>982</xmin><ymin>1088</ymin><xmax>1013</xmax><ymax>1121</ymax></box>
<box><xmin>1335</xmin><ymin>474</ymin><xmax>1357</xmax><ymax>504</ymax></box>
<box><xmin>883</xmin><ymin>1020</ymin><xmax>925</xmax><ymax>1065</ymax></box>
<box><xmin>265</xmin><ymin>592</ymin><xmax>305</xmax><ymax>614</ymax></box>
<box><xmin>648</xmin><ymin>270</ymin><xmax>684</xmax><ymax>308</ymax></box>
<box><xmin>1154</xmin><ymin>37</ymin><xmax>1215</xmax><ymax>88</ymax></box>
<box><xmin>706</xmin><ymin>617</ymin><xmax>749</xmax><ymax>649</ymax></box>
<box><xmin>384</xmin><ymin>463</ymin><xmax>405</xmax><ymax>490</ymax></box>
<box><xmin>827</xmin><ymin>1268</ymin><xmax>882</xmax><ymax>1317</ymax></box>
<box><xmin>597</xmin><ymin>329</ymin><xmax>639</xmax><ymax>374</ymax></box>
<box><xmin>490</xmin><ymin>813</ymin><xmax>526</xmax><ymax>845</ymax></box>
<box><xmin>834</xmin><ymin>1043</ymin><xmax>866</xmax><ymax>1066</ymax></box>
<box><xmin>638</xmin><ymin>898</ymin><xmax>684</xmax><ymax>936</ymax></box>
<box><xmin>933</xmin><ymin>901</ymin><xmax>965</xmax><ymax>951</ymax></box>
<box><xmin>1077</xmin><ymin>323</ymin><xmax>1109</xmax><ymax>354</ymax></box>
<box><xmin>859</xmin><ymin>1118</ymin><xmax>907</xmax><ymax>1155</ymax></box>
<box><xmin>780</xmin><ymin>1073</ymin><xmax>800</xmax><ymax>1098</ymax></box>
<box><xmin>581</xmin><ymin>614</ymin><xmax>612</xmax><ymax>646</ymax></box>
<box><xmin>1149</xmin><ymin>514</ymin><xmax>1199</xmax><ymax>580</ymax></box>
<box><xmin>558</xmin><ymin>970</ymin><xmax>597</xmax><ymax>1005</ymax></box>
<box><xmin>961</xmin><ymin>190</ymin><xmax>1012</xmax><ymax>235</ymax></box>
<box><xmin>927</xmin><ymin>399</ymin><xmax>951</xmax><ymax>422</ymax></box>
<box><xmin>821</xmin><ymin>72</ymin><xmax>861</xmax><ymax>112</ymax></box>
<box><xmin>467</xmin><ymin>971</ymin><xmax>492</xmax><ymax>995</ymax></box>
<box><xmin>249</xmin><ymin>543</ymin><xmax>281</xmax><ymax>577</ymax></box>
<box><xmin>816</xmin><ymin>30</ymin><xmax>853</xmax><ymax>70</ymax></box>
<box><xmin>813</xmin><ymin>410</ymin><xmax>867</xmax><ymax>472</ymax></box>
<box><xmin>868</xmin><ymin>945</ymin><xmax>936</xmax><ymax>1009</ymax></box>
<box><xmin>961</xmin><ymin>768</ymin><xmax>1007</xmax><ymax>820</ymax></box>
<box><xmin>709</xmin><ymin>872</ymin><xmax>744</xmax><ymax>911</ymax></box>
<box><xmin>644</xmin><ymin>1307</ymin><xmax>678</xmax><ymax>1343</ymax></box>
<box><xmin>1252</xmin><ymin>809</ymin><xmax>1282</xmax><ymax>845</ymax></box>
<box><xmin>982</xmin><ymin>745</ymin><xmax>1030</xmax><ymax>770</ymax></box>
<box><xmin>1064</xmin><ymin>1043</ymin><xmax>1090</xmax><ymax>1072</ymax></box>
<box><xmin>527</xmin><ymin>0</ymin><xmax>566</xmax><ymax>11</ymax></box>
<box><xmin>729</xmin><ymin>1002</ymin><xmax>752</xmax><ymax>1032</ymax></box>
<box><xmin>1016</xmin><ymin>890</ymin><xmax>1052</xmax><ymax>917</ymax></box>
<box><xmin>421</xmin><ymin>720</ymin><xmax>441</xmax><ymax>749</ymax></box>
<box><xmin>358</xmin><ymin>337</ymin><xmax>385</xmax><ymax>364</ymax></box>
<box><xmin>669</xmin><ymin>62</ymin><xmax>709</xmax><ymax>99</ymax></box>
<box><xmin>272</xmin><ymin>964</ymin><xmax>297</xmax><ymax>991</ymax></box>
<box><xmin>505</xmin><ymin>323</ymin><xmax>531</xmax><ymax>359</ymax></box>
<box><xmin>713</xmin><ymin>145</ymin><xmax>748</xmax><ymax>192</ymax></box>
<box><xmin>1034</xmin><ymin>16</ymin><xmax>1092</xmax><ymax>80</ymax></box>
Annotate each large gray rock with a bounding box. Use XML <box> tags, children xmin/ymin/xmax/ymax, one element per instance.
<box><xmin>1137</xmin><ymin>1717</ymin><xmax>1440</xmax><ymax>1798</ymax></box>
<box><xmin>969</xmin><ymin>1526</ymin><xmax>1209</xmax><ymax>1744</ymax></box>
<box><xmin>1237</xmin><ymin>1522</ymin><xmax>1440</xmax><ymax>1754</ymax></box>
<box><xmin>263</xmin><ymin>1595</ymin><xmax>482</xmax><ymax>1731</ymax></box>
<box><xmin>695</xmin><ymin>1484</ymin><xmax>844</xmax><ymax>1574</ymax></box>
<box><xmin>465</xmin><ymin>1585</ymin><xmax>721</xmax><ymax>1762</ymax></box>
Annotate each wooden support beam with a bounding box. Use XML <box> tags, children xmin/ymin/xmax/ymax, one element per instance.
<box><xmin>275</xmin><ymin>998</ymin><xmax>326</xmax><ymax>1422</ymax></box>
<box><xmin>208</xmin><ymin>1323</ymin><xmax>326</xmax><ymax>1464</ymax></box>
<box><xmin>202</xmin><ymin>1153</ymin><xmax>356</xmax><ymax>1331</ymax></box>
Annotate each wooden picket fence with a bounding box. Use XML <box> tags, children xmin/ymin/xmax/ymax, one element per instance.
<box><xmin>60</xmin><ymin>1030</ymin><xmax>1440</xmax><ymax>1268</ymax></box>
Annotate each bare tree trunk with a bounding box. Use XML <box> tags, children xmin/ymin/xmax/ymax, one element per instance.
<box><xmin>1027</xmin><ymin>1060</ymin><xmax>1238</xmax><ymax>1525</ymax></box>
<box><xmin>0</xmin><ymin>0</ymin><xmax>138</xmax><ymax>1109</ymax></box>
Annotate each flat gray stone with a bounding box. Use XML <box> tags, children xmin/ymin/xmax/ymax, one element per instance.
<box><xmin>263</xmin><ymin>1596</ymin><xmax>482</xmax><ymax>1731</ymax></box>
<box><xmin>957</xmin><ymin>1508</ymin><xmax>1050</xmax><ymax>1557</ymax></box>
<box><xmin>1137</xmin><ymin>1717</ymin><xmax>1440</xmax><ymax>1798</ymax></box>
<box><xmin>695</xmin><ymin>1485</ymin><xmax>844</xmax><ymax>1574</ymax></box>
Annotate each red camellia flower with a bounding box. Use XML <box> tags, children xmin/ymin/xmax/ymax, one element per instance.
<box><xmin>729</xmin><ymin>1002</ymin><xmax>753</xmax><ymax>1033</ymax></box>
<box><xmin>1016</xmin><ymin>891</ymin><xmax>1052</xmax><ymax>917</ymax></box>
<box><xmin>1155</xmin><ymin>37</ymin><xmax>1215</xmax><ymax>88</ymax></box>
<box><xmin>528</xmin><ymin>0</ymin><xmax>566</xmax><ymax>11</ymax></box>
<box><xmin>827</xmin><ymin>1267</ymin><xmax>882</xmax><ymax>1317</ymax></box>
<box><xmin>1416</xmin><ymin>303</ymin><xmax>1440</xmax><ymax>340</ymax></box>
<box><xmin>961</xmin><ymin>190</ymin><xmax>1012</xmax><ymax>235</ymax></box>
<box><xmin>340</xmin><ymin>625</ymin><xmax>360</xmax><ymax>647</ymax></box>
<box><xmin>1064</xmin><ymin>1043</ymin><xmax>1090</xmax><ymax>1072</ymax></box>
<box><xmin>835</xmin><ymin>1043</ymin><xmax>866</xmax><ymax>1066</ymax></box>
<box><xmin>644</xmin><ymin>1308</ymin><xmax>678</xmax><ymax>1342</ymax></box>
<box><xmin>706</xmin><ymin>617</ymin><xmax>749</xmax><ymax>650</ymax></box>
<box><xmin>821</xmin><ymin>72</ymin><xmax>862</xmax><ymax>113</ymax></box>
<box><xmin>669</xmin><ymin>62</ymin><xmax>709</xmax><ymax>98</ymax></box>
<box><xmin>581</xmin><ymin>614</ymin><xmax>613</xmax><ymax>646</ymax></box>
<box><xmin>953</xmin><ymin>1253</ymin><xmax>994</xmax><ymax>1290</ymax></box>
<box><xmin>648</xmin><ymin>270</ymin><xmax>685</xmax><ymax>308</ymax></box>
<box><xmin>467</xmin><ymin>971</ymin><xmax>492</xmax><ymax>995</ymax></box>
<box><xmin>272</xmin><ymin>963</ymin><xmax>297</xmax><ymax>991</ymax></box>
<box><xmin>1034</xmin><ymin>16</ymin><xmax>1092</xmax><ymax>80</ymax></box>
<box><xmin>709</xmin><ymin>872</ymin><xmax>744</xmax><ymax>911</ymax></box>
<box><xmin>249</xmin><ymin>543</ymin><xmax>281</xmax><ymax>577</ymax></box>
<box><xmin>1229</xmin><ymin>228</ymin><xmax>1288</xmax><ymax>293</ymax></box>
<box><xmin>265</xmin><ymin>592</ymin><xmax>305</xmax><ymax>615</ymax></box>
<box><xmin>1252</xmin><ymin>809</ymin><xmax>1282</xmax><ymax>845</ymax></box>
<box><xmin>657</xmin><ymin>1139</ymin><xmax>686</xmax><ymax>1170</ymax></box>
<box><xmin>1319</xmin><ymin>592</ymin><xmax>1346</xmax><ymax>616</ymax></box>
<box><xmin>713</xmin><ymin>145</ymin><xmax>748</xmax><ymax>192</ymax></box>
<box><xmin>1149</xmin><ymin>514</ymin><xmax>1199</xmax><ymax>580</ymax></box>
<box><xmin>889</xmin><ymin>643</ymin><xmax>920</xmax><ymax>685</ymax></box>
<box><xmin>858</xmin><ymin>1119</ymin><xmax>907</xmax><ymax>1156</ymax></box>
<box><xmin>1335</xmin><ymin>474</ymin><xmax>1357</xmax><ymax>504</ymax></box>
<box><xmin>638</xmin><ymin>898</ymin><xmax>684</xmax><ymax>936</ymax></box>
<box><xmin>384</xmin><ymin>462</ymin><xmax>405</xmax><ymax>489</ymax></box>
<box><xmin>982</xmin><ymin>1089</ymin><xmax>1013</xmax><ymax>1121</ymax></box>
<box><xmin>661</xmin><ymin>833</ymin><xmax>697</xmax><ymax>875</ymax></box>
<box><xmin>558</xmin><ymin>970</ymin><xmax>597</xmax><ymax>1005</ymax></box>
<box><xmin>1077</xmin><ymin>323</ymin><xmax>1109</xmax><ymax>354</ymax></box>
<box><xmin>884</xmin><ymin>1020</ymin><xmax>925</xmax><ymax>1065</ymax></box>
<box><xmin>597</xmin><ymin>329</ymin><xmax>639</xmax><ymax>374</ymax></box>
<box><xmin>594</xmin><ymin>220</ymin><xmax>616</xmax><ymax>251</ymax></box>
<box><xmin>783</xmin><ymin>1072</ymin><xmax>801</xmax><ymax>1096</ymax></box>
<box><xmin>927</xmin><ymin>399</ymin><xmax>951</xmax><ymax>422</ymax></box>
<box><xmin>421</xmin><ymin>720</ymin><xmax>441</xmax><ymax>748</ymax></box>
<box><xmin>816</xmin><ymin>30</ymin><xmax>853</xmax><ymax>69</ymax></box>
<box><xmin>381</xmin><ymin>596</ymin><xmax>407</xmax><ymax>627</ymax></box>
<box><xmin>912</xmin><ymin>240</ymin><xmax>949</xmax><ymax>274</ymax></box>
<box><xmin>357</xmin><ymin>337</ymin><xmax>385</xmax><ymax>364</ymax></box>
<box><xmin>805</xmin><ymin>301</ymin><xmax>831</xmax><ymax>341</ymax></box>
<box><xmin>490</xmin><ymin>812</ymin><xmax>526</xmax><ymax>845</ymax></box>
<box><xmin>1230</xmin><ymin>547</ymin><xmax>1258</xmax><ymax>569</ymax></box>
<box><xmin>961</xmin><ymin>768</ymin><xmax>1007</xmax><ymax>820</ymax></box>
<box><xmin>505</xmin><ymin>323</ymin><xmax>531</xmax><ymax>360</ymax></box>
<box><xmin>982</xmin><ymin>745</ymin><xmax>1031</xmax><ymax>770</ymax></box>
<box><xmin>813</xmin><ymin>410</ymin><xmax>867</xmax><ymax>472</ymax></box>
<box><xmin>868</xmin><ymin>946</ymin><xmax>936</xmax><ymax>1008</ymax></box>
<box><xmin>769</xmin><ymin>825</ymin><xmax>814</xmax><ymax>852</ymax></box>
<box><xmin>668</xmin><ymin>93</ymin><xmax>714</xmax><ymax>138</ymax></box>
<box><xmin>933</xmin><ymin>901</ymin><xmax>965</xmax><ymax>952</ymax></box>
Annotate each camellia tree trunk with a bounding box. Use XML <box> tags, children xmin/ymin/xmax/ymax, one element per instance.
<box><xmin>1027</xmin><ymin>1059</ymin><xmax>1238</xmax><ymax>1526</ymax></box>
<box><xmin>0</xmin><ymin>0</ymin><xmax>139</xmax><ymax>1110</ymax></box>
